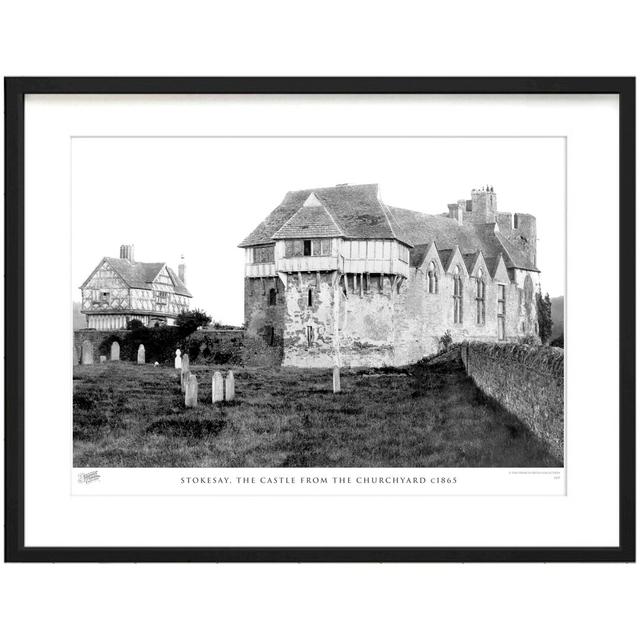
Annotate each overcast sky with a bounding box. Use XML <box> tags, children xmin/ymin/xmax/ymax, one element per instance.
<box><xmin>72</xmin><ymin>136</ymin><xmax>565</xmax><ymax>326</ymax></box>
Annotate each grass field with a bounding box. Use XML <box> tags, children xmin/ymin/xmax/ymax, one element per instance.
<box><xmin>73</xmin><ymin>357</ymin><xmax>560</xmax><ymax>468</ymax></box>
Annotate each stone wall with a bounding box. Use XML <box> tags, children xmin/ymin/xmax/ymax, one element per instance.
<box><xmin>74</xmin><ymin>328</ymin><xmax>250</xmax><ymax>366</ymax></box>
<box><xmin>461</xmin><ymin>342</ymin><xmax>564</xmax><ymax>459</ymax></box>
<box><xmin>73</xmin><ymin>329</ymin><xmax>130</xmax><ymax>364</ymax></box>
<box><xmin>393</xmin><ymin>264</ymin><xmax>527</xmax><ymax>365</ymax></box>
<box><xmin>244</xmin><ymin>276</ymin><xmax>285</xmax><ymax>363</ymax></box>
<box><xmin>279</xmin><ymin>272</ymin><xmax>398</xmax><ymax>368</ymax></box>
<box><xmin>241</xmin><ymin>260</ymin><xmax>541</xmax><ymax>369</ymax></box>
<box><xmin>188</xmin><ymin>329</ymin><xmax>245</xmax><ymax>364</ymax></box>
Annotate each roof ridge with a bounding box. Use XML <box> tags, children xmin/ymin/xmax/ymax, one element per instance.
<box><xmin>271</xmin><ymin>197</ymin><xmax>343</xmax><ymax>239</ymax></box>
<box><xmin>314</xmin><ymin>193</ymin><xmax>346</xmax><ymax>236</ymax></box>
<box><xmin>379</xmin><ymin>199</ymin><xmax>401</xmax><ymax>244</ymax></box>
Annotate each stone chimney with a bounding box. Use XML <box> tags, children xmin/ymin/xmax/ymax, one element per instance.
<box><xmin>178</xmin><ymin>254</ymin><xmax>186</xmax><ymax>285</ymax></box>
<box><xmin>119</xmin><ymin>244</ymin><xmax>135</xmax><ymax>262</ymax></box>
<box><xmin>447</xmin><ymin>201</ymin><xmax>465</xmax><ymax>225</ymax></box>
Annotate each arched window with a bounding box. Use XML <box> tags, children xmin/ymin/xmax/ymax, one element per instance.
<box><xmin>475</xmin><ymin>269</ymin><xmax>486</xmax><ymax>324</ymax></box>
<box><xmin>427</xmin><ymin>261</ymin><xmax>438</xmax><ymax>294</ymax></box>
<box><xmin>307</xmin><ymin>288</ymin><xmax>313</xmax><ymax>307</ymax></box>
<box><xmin>268</xmin><ymin>288</ymin><xmax>277</xmax><ymax>306</ymax></box>
<box><xmin>453</xmin><ymin>265</ymin><xmax>463</xmax><ymax>324</ymax></box>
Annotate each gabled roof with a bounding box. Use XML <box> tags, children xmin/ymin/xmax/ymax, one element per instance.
<box><xmin>81</xmin><ymin>257</ymin><xmax>192</xmax><ymax>297</ymax></box>
<box><xmin>239</xmin><ymin>184</ymin><xmax>412</xmax><ymax>247</ymax></box>
<box><xmin>272</xmin><ymin>199</ymin><xmax>343</xmax><ymax>239</ymax></box>
<box><xmin>462</xmin><ymin>252</ymin><xmax>479</xmax><ymax>274</ymax></box>
<box><xmin>240</xmin><ymin>183</ymin><xmax>538</xmax><ymax>273</ymax></box>
<box><xmin>410</xmin><ymin>244</ymin><xmax>430</xmax><ymax>268</ymax></box>
<box><xmin>164</xmin><ymin>266</ymin><xmax>192</xmax><ymax>297</ymax></box>
<box><xmin>437</xmin><ymin>249</ymin><xmax>454</xmax><ymax>271</ymax></box>
<box><xmin>391</xmin><ymin>206</ymin><xmax>538</xmax><ymax>272</ymax></box>
<box><xmin>410</xmin><ymin>241</ymin><xmax>444</xmax><ymax>271</ymax></box>
<box><xmin>464</xmin><ymin>251</ymin><xmax>492</xmax><ymax>279</ymax></box>
<box><xmin>442</xmin><ymin>246</ymin><xmax>468</xmax><ymax>275</ymax></box>
<box><xmin>486</xmin><ymin>254</ymin><xmax>510</xmax><ymax>282</ymax></box>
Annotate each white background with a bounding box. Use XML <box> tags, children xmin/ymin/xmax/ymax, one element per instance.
<box><xmin>1</xmin><ymin>2</ymin><xmax>638</xmax><ymax>640</ymax></box>
<box><xmin>28</xmin><ymin>94</ymin><xmax>602</xmax><ymax>547</ymax></box>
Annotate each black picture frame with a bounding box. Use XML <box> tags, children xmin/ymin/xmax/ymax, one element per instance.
<box><xmin>4</xmin><ymin>77</ymin><xmax>635</xmax><ymax>563</ymax></box>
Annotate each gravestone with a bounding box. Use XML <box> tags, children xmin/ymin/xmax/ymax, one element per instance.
<box><xmin>81</xmin><ymin>340</ymin><xmax>93</xmax><ymax>365</ymax></box>
<box><xmin>225</xmin><ymin>371</ymin><xmax>235</xmax><ymax>402</ymax></box>
<box><xmin>73</xmin><ymin>346</ymin><xmax>79</xmax><ymax>365</ymax></box>
<box><xmin>181</xmin><ymin>353</ymin><xmax>190</xmax><ymax>372</ymax></box>
<box><xmin>185</xmin><ymin>374</ymin><xmax>198</xmax><ymax>407</ymax></box>
<box><xmin>181</xmin><ymin>369</ymin><xmax>189</xmax><ymax>392</ymax></box>
<box><xmin>333</xmin><ymin>366</ymin><xmax>341</xmax><ymax>393</ymax></box>
<box><xmin>110</xmin><ymin>341</ymin><xmax>120</xmax><ymax>361</ymax></box>
<box><xmin>99</xmin><ymin>355</ymin><xmax>107</xmax><ymax>363</ymax></box>
<box><xmin>174</xmin><ymin>349</ymin><xmax>182</xmax><ymax>369</ymax></box>
<box><xmin>212</xmin><ymin>371</ymin><xmax>224</xmax><ymax>403</ymax></box>
<box><xmin>137</xmin><ymin>344</ymin><xmax>145</xmax><ymax>364</ymax></box>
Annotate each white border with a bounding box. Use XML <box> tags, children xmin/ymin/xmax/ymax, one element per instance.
<box><xmin>24</xmin><ymin>94</ymin><xmax>618</xmax><ymax>547</ymax></box>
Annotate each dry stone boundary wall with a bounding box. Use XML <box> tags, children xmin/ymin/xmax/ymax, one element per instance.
<box><xmin>460</xmin><ymin>342</ymin><xmax>564</xmax><ymax>460</ymax></box>
<box><xmin>73</xmin><ymin>328</ymin><xmax>280</xmax><ymax>366</ymax></box>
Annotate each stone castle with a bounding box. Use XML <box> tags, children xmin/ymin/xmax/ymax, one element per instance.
<box><xmin>240</xmin><ymin>183</ymin><xmax>541</xmax><ymax>367</ymax></box>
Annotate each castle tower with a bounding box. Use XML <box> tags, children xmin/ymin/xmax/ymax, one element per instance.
<box><xmin>470</xmin><ymin>186</ymin><xmax>498</xmax><ymax>222</ymax></box>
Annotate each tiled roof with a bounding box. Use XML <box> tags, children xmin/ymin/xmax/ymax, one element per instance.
<box><xmin>239</xmin><ymin>184</ymin><xmax>409</xmax><ymax>247</ymax></box>
<box><xmin>240</xmin><ymin>184</ymin><xmax>538</xmax><ymax>272</ymax></box>
<box><xmin>393</xmin><ymin>207</ymin><xmax>537</xmax><ymax>272</ymax></box>
<box><xmin>165</xmin><ymin>266</ymin><xmax>192</xmax><ymax>297</ymax></box>
<box><xmin>272</xmin><ymin>205</ymin><xmax>343</xmax><ymax>239</ymax></box>
<box><xmin>483</xmin><ymin>256</ymin><xmax>500</xmax><ymax>278</ymax></box>
<box><xmin>409</xmin><ymin>243</ymin><xmax>430</xmax><ymax>268</ymax></box>
<box><xmin>463</xmin><ymin>252</ymin><xmax>479</xmax><ymax>274</ymax></box>
<box><xmin>89</xmin><ymin>258</ymin><xmax>192</xmax><ymax>297</ymax></box>
<box><xmin>494</xmin><ymin>232</ymin><xmax>537</xmax><ymax>272</ymax></box>
<box><xmin>437</xmin><ymin>249</ymin><xmax>454</xmax><ymax>270</ymax></box>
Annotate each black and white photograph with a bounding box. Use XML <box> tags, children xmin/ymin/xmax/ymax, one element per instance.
<box><xmin>2</xmin><ymin>2</ymin><xmax>638</xmax><ymax>639</ymax></box>
<box><xmin>72</xmin><ymin>136</ymin><xmax>565</xmax><ymax>471</ymax></box>
<box><xmin>5</xmin><ymin>77</ymin><xmax>632</xmax><ymax>565</ymax></box>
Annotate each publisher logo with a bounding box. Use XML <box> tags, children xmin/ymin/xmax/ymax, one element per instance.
<box><xmin>78</xmin><ymin>470</ymin><xmax>101</xmax><ymax>484</ymax></box>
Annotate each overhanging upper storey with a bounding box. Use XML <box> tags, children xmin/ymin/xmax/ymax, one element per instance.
<box><xmin>241</xmin><ymin>184</ymin><xmax>413</xmax><ymax>279</ymax></box>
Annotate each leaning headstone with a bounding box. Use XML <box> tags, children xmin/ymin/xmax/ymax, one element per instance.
<box><xmin>333</xmin><ymin>366</ymin><xmax>341</xmax><ymax>393</ymax></box>
<box><xmin>174</xmin><ymin>349</ymin><xmax>182</xmax><ymax>369</ymax></box>
<box><xmin>81</xmin><ymin>340</ymin><xmax>93</xmax><ymax>365</ymax></box>
<box><xmin>185</xmin><ymin>374</ymin><xmax>198</xmax><ymax>407</ymax></box>
<box><xmin>99</xmin><ymin>355</ymin><xmax>107</xmax><ymax>363</ymax></box>
<box><xmin>181</xmin><ymin>353</ymin><xmax>190</xmax><ymax>372</ymax></box>
<box><xmin>110</xmin><ymin>341</ymin><xmax>120</xmax><ymax>361</ymax></box>
<box><xmin>225</xmin><ymin>371</ymin><xmax>235</xmax><ymax>402</ymax></box>
<box><xmin>137</xmin><ymin>344</ymin><xmax>145</xmax><ymax>364</ymax></box>
<box><xmin>212</xmin><ymin>371</ymin><xmax>224</xmax><ymax>403</ymax></box>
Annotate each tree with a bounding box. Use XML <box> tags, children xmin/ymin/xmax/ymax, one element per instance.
<box><xmin>176</xmin><ymin>308</ymin><xmax>212</xmax><ymax>334</ymax></box>
<box><xmin>126</xmin><ymin>318</ymin><xmax>144</xmax><ymax>330</ymax></box>
<box><xmin>536</xmin><ymin>292</ymin><xmax>553</xmax><ymax>344</ymax></box>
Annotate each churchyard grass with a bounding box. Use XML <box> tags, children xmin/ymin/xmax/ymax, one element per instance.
<box><xmin>73</xmin><ymin>359</ymin><xmax>561</xmax><ymax>468</ymax></box>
